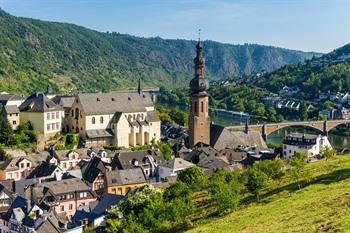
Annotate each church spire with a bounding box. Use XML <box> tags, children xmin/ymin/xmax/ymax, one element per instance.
<box><xmin>190</xmin><ymin>29</ymin><xmax>208</xmax><ymax>95</ymax></box>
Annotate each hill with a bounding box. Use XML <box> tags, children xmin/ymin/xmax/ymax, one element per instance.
<box><xmin>188</xmin><ymin>155</ymin><xmax>350</xmax><ymax>233</ymax></box>
<box><xmin>258</xmin><ymin>43</ymin><xmax>350</xmax><ymax>100</ymax></box>
<box><xmin>0</xmin><ymin>9</ymin><xmax>319</xmax><ymax>94</ymax></box>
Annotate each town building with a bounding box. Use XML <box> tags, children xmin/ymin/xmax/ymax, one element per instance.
<box><xmin>66</xmin><ymin>88</ymin><xmax>160</xmax><ymax>148</ymax></box>
<box><xmin>30</xmin><ymin>178</ymin><xmax>97</xmax><ymax>219</ymax></box>
<box><xmin>105</xmin><ymin>168</ymin><xmax>147</xmax><ymax>195</ymax></box>
<box><xmin>282</xmin><ymin>133</ymin><xmax>332</xmax><ymax>159</ymax></box>
<box><xmin>19</xmin><ymin>93</ymin><xmax>64</xmax><ymax>141</ymax></box>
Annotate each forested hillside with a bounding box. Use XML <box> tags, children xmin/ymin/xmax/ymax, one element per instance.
<box><xmin>0</xmin><ymin>9</ymin><xmax>318</xmax><ymax>94</ymax></box>
<box><xmin>259</xmin><ymin>43</ymin><xmax>350</xmax><ymax>99</ymax></box>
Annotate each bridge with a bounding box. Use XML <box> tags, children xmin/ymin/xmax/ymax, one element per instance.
<box><xmin>226</xmin><ymin>119</ymin><xmax>350</xmax><ymax>140</ymax></box>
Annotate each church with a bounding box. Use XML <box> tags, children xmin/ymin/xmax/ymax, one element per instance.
<box><xmin>188</xmin><ymin>38</ymin><xmax>267</xmax><ymax>151</ymax></box>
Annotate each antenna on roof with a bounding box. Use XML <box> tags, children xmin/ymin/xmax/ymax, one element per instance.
<box><xmin>138</xmin><ymin>78</ymin><xmax>142</xmax><ymax>95</ymax></box>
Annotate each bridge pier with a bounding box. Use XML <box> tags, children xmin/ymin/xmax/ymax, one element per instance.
<box><xmin>323</xmin><ymin>120</ymin><xmax>328</xmax><ymax>136</ymax></box>
<box><xmin>262</xmin><ymin>124</ymin><xmax>267</xmax><ymax>141</ymax></box>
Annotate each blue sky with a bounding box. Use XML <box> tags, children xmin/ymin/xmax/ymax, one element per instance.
<box><xmin>0</xmin><ymin>0</ymin><xmax>349</xmax><ymax>53</ymax></box>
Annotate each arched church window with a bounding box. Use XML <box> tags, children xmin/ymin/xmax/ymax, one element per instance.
<box><xmin>100</xmin><ymin>116</ymin><xmax>104</xmax><ymax>124</ymax></box>
<box><xmin>92</xmin><ymin>117</ymin><xmax>95</xmax><ymax>124</ymax></box>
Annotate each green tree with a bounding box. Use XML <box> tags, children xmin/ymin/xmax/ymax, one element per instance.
<box><xmin>321</xmin><ymin>146</ymin><xmax>336</xmax><ymax>160</ymax></box>
<box><xmin>299</xmin><ymin>102</ymin><xmax>308</xmax><ymax>120</ymax></box>
<box><xmin>0</xmin><ymin>119</ymin><xmax>14</xmax><ymax>145</ymax></box>
<box><xmin>288</xmin><ymin>152</ymin><xmax>307</xmax><ymax>189</ymax></box>
<box><xmin>244</xmin><ymin>165</ymin><xmax>268</xmax><ymax>201</ymax></box>
<box><xmin>209</xmin><ymin>170</ymin><xmax>240</xmax><ymax>213</ymax></box>
<box><xmin>177</xmin><ymin>166</ymin><xmax>208</xmax><ymax>191</ymax></box>
<box><xmin>163</xmin><ymin>182</ymin><xmax>194</xmax><ymax>230</ymax></box>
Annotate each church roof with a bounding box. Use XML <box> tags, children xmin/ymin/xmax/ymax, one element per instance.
<box><xmin>77</xmin><ymin>91</ymin><xmax>154</xmax><ymax>115</ymax></box>
<box><xmin>210</xmin><ymin>124</ymin><xmax>267</xmax><ymax>151</ymax></box>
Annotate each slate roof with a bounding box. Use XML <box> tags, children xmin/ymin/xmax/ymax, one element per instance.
<box><xmin>112</xmin><ymin>150</ymin><xmax>164</xmax><ymax>170</ymax></box>
<box><xmin>210</xmin><ymin>124</ymin><xmax>267</xmax><ymax>151</ymax></box>
<box><xmin>33</xmin><ymin>178</ymin><xmax>91</xmax><ymax>198</ymax></box>
<box><xmin>105</xmin><ymin>168</ymin><xmax>147</xmax><ymax>186</ymax></box>
<box><xmin>91</xmin><ymin>194</ymin><xmax>123</xmax><ymax>215</ymax></box>
<box><xmin>86</xmin><ymin>129</ymin><xmax>114</xmax><ymax>139</ymax></box>
<box><xmin>219</xmin><ymin>149</ymin><xmax>247</xmax><ymax>163</ymax></box>
<box><xmin>19</xmin><ymin>93</ymin><xmax>63</xmax><ymax>112</ymax></box>
<box><xmin>77</xmin><ymin>91</ymin><xmax>154</xmax><ymax>115</ymax></box>
<box><xmin>27</xmin><ymin>162</ymin><xmax>60</xmax><ymax>179</ymax></box>
<box><xmin>3</xmin><ymin>196</ymin><xmax>32</xmax><ymax>221</ymax></box>
<box><xmin>0</xmin><ymin>94</ymin><xmax>24</xmax><ymax>104</ymax></box>
<box><xmin>160</xmin><ymin>157</ymin><xmax>195</xmax><ymax>170</ymax></box>
<box><xmin>51</xmin><ymin>95</ymin><xmax>75</xmax><ymax>109</ymax></box>
<box><xmin>146</xmin><ymin>111</ymin><xmax>160</xmax><ymax>122</ymax></box>
<box><xmin>82</xmin><ymin>157</ymin><xmax>107</xmax><ymax>184</ymax></box>
<box><xmin>36</xmin><ymin>218</ymin><xmax>61</xmax><ymax>233</ymax></box>
<box><xmin>4</xmin><ymin>105</ymin><xmax>19</xmax><ymax>114</ymax></box>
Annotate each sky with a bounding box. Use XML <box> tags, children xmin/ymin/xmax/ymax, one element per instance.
<box><xmin>0</xmin><ymin>0</ymin><xmax>349</xmax><ymax>53</ymax></box>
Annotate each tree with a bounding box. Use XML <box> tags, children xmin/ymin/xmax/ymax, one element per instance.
<box><xmin>244</xmin><ymin>165</ymin><xmax>268</xmax><ymax>201</ymax></box>
<box><xmin>177</xmin><ymin>166</ymin><xmax>208</xmax><ymax>191</ymax></box>
<box><xmin>255</xmin><ymin>160</ymin><xmax>285</xmax><ymax>183</ymax></box>
<box><xmin>321</xmin><ymin>146</ymin><xmax>336</xmax><ymax>160</ymax></box>
<box><xmin>299</xmin><ymin>102</ymin><xmax>308</xmax><ymax>120</ymax></box>
<box><xmin>0</xmin><ymin>119</ymin><xmax>14</xmax><ymax>145</ymax></box>
<box><xmin>288</xmin><ymin>152</ymin><xmax>307</xmax><ymax>189</ymax></box>
<box><xmin>163</xmin><ymin>182</ymin><xmax>194</xmax><ymax>230</ymax></box>
<box><xmin>209</xmin><ymin>169</ymin><xmax>240</xmax><ymax>213</ymax></box>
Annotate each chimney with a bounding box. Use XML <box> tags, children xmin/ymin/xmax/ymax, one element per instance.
<box><xmin>26</xmin><ymin>199</ymin><xmax>31</xmax><ymax>213</ymax></box>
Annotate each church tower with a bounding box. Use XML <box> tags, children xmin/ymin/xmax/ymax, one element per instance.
<box><xmin>188</xmin><ymin>36</ymin><xmax>210</xmax><ymax>148</ymax></box>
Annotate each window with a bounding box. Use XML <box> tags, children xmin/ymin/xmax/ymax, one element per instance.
<box><xmin>20</xmin><ymin>163</ymin><xmax>24</xmax><ymax>169</ymax></box>
<box><xmin>12</xmin><ymin>121</ymin><xmax>16</xmax><ymax>125</ymax></box>
<box><xmin>51</xmin><ymin>123</ymin><xmax>55</xmax><ymax>130</ymax></box>
<box><xmin>117</xmin><ymin>188</ymin><xmax>122</xmax><ymax>195</ymax></box>
<box><xmin>69</xmin><ymin>204</ymin><xmax>73</xmax><ymax>210</ymax></box>
<box><xmin>100</xmin><ymin>116</ymin><xmax>104</xmax><ymax>124</ymax></box>
<box><xmin>51</xmin><ymin>112</ymin><xmax>55</xmax><ymax>119</ymax></box>
<box><xmin>69</xmin><ymin>162</ymin><xmax>73</xmax><ymax>168</ymax></box>
<box><xmin>56</xmin><ymin>112</ymin><xmax>59</xmax><ymax>119</ymax></box>
<box><xmin>47</xmin><ymin>124</ymin><xmax>50</xmax><ymax>131</ymax></box>
<box><xmin>27</xmin><ymin>163</ymin><xmax>30</xmax><ymax>167</ymax></box>
<box><xmin>47</xmin><ymin>113</ymin><xmax>50</xmax><ymax>120</ymax></box>
<box><xmin>201</xmin><ymin>101</ymin><xmax>204</xmax><ymax>112</ymax></box>
<box><xmin>63</xmin><ymin>162</ymin><xmax>67</xmax><ymax>169</ymax></box>
<box><xmin>71</xmin><ymin>110</ymin><xmax>74</xmax><ymax>117</ymax></box>
<box><xmin>112</xmin><ymin>188</ymin><xmax>116</xmax><ymax>194</ymax></box>
<box><xmin>16</xmin><ymin>113</ymin><xmax>18</xmax><ymax>116</ymax></box>
<box><xmin>92</xmin><ymin>117</ymin><xmax>95</xmax><ymax>124</ymax></box>
<box><xmin>60</xmin><ymin>206</ymin><xmax>64</xmax><ymax>212</ymax></box>
<box><xmin>56</xmin><ymin>122</ymin><xmax>60</xmax><ymax>130</ymax></box>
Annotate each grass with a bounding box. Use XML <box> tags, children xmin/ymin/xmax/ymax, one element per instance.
<box><xmin>188</xmin><ymin>155</ymin><xmax>350</xmax><ymax>233</ymax></box>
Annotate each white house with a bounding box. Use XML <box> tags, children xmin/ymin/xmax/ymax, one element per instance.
<box><xmin>282</xmin><ymin>133</ymin><xmax>332</xmax><ymax>159</ymax></box>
